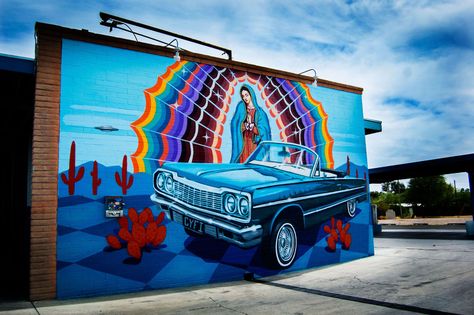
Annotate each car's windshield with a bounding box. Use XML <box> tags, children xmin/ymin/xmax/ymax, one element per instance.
<box><xmin>245</xmin><ymin>142</ymin><xmax>319</xmax><ymax>177</ymax></box>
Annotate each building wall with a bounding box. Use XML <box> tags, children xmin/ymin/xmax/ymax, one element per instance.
<box><xmin>31</xmin><ymin>23</ymin><xmax>373</xmax><ymax>300</ymax></box>
<box><xmin>30</xmin><ymin>30</ymin><xmax>61</xmax><ymax>300</ymax></box>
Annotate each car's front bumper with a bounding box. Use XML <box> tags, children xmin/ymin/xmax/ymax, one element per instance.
<box><xmin>151</xmin><ymin>194</ymin><xmax>263</xmax><ymax>248</ymax></box>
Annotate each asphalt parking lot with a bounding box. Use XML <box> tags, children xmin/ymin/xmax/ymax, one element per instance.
<box><xmin>1</xmin><ymin>225</ymin><xmax>473</xmax><ymax>315</ymax></box>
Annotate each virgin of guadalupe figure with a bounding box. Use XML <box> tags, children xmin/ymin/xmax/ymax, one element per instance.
<box><xmin>230</xmin><ymin>84</ymin><xmax>271</xmax><ymax>163</ymax></box>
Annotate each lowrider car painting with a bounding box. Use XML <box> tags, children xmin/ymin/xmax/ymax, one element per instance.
<box><xmin>151</xmin><ymin>141</ymin><xmax>367</xmax><ymax>268</ymax></box>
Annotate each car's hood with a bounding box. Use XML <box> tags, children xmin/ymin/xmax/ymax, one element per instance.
<box><xmin>161</xmin><ymin>162</ymin><xmax>304</xmax><ymax>192</ymax></box>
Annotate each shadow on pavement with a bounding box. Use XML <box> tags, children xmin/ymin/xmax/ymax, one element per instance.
<box><xmin>247</xmin><ymin>278</ymin><xmax>458</xmax><ymax>315</ymax></box>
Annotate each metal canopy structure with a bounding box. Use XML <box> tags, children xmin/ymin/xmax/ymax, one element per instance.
<box><xmin>369</xmin><ymin>153</ymin><xmax>474</xmax><ymax>218</ymax></box>
<box><xmin>369</xmin><ymin>153</ymin><xmax>474</xmax><ymax>183</ymax></box>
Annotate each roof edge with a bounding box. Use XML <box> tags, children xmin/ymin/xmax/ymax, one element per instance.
<box><xmin>35</xmin><ymin>22</ymin><xmax>363</xmax><ymax>95</ymax></box>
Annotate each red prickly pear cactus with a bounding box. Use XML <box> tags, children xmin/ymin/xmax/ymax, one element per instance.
<box><xmin>327</xmin><ymin>235</ymin><xmax>337</xmax><ymax>251</ymax></box>
<box><xmin>139</xmin><ymin>208</ymin><xmax>152</xmax><ymax>225</ymax></box>
<box><xmin>127</xmin><ymin>241</ymin><xmax>141</xmax><ymax>259</ymax></box>
<box><xmin>323</xmin><ymin>217</ymin><xmax>338</xmax><ymax>251</ymax></box>
<box><xmin>156</xmin><ymin>212</ymin><xmax>165</xmax><ymax>225</ymax></box>
<box><xmin>106</xmin><ymin>235</ymin><xmax>121</xmax><ymax>249</ymax></box>
<box><xmin>132</xmin><ymin>223</ymin><xmax>146</xmax><ymax>247</ymax></box>
<box><xmin>106</xmin><ymin>207</ymin><xmax>167</xmax><ymax>260</ymax></box>
<box><xmin>128</xmin><ymin>208</ymin><xmax>138</xmax><ymax>223</ymax></box>
<box><xmin>152</xmin><ymin>226</ymin><xmax>166</xmax><ymax>247</ymax></box>
<box><xmin>90</xmin><ymin>160</ymin><xmax>102</xmax><ymax>195</ymax></box>
<box><xmin>115</xmin><ymin>155</ymin><xmax>134</xmax><ymax>194</ymax></box>
<box><xmin>61</xmin><ymin>141</ymin><xmax>85</xmax><ymax>195</ymax></box>
<box><xmin>342</xmin><ymin>233</ymin><xmax>352</xmax><ymax>249</ymax></box>
<box><xmin>118</xmin><ymin>228</ymin><xmax>132</xmax><ymax>241</ymax></box>
<box><xmin>146</xmin><ymin>222</ymin><xmax>158</xmax><ymax>243</ymax></box>
<box><xmin>338</xmin><ymin>222</ymin><xmax>352</xmax><ymax>249</ymax></box>
<box><xmin>323</xmin><ymin>217</ymin><xmax>352</xmax><ymax>251</ymax></box>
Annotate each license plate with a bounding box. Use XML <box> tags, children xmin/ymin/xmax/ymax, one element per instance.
<box><xmin>183</xmin><ymin>215</ymin><xmax>204</xmax><ymax>233</ymax></box>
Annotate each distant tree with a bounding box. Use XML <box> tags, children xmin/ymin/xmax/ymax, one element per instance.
<box><xmin>371</xmin><ymin>192</ymin><xmax>390</xmax><ymax>216</ymax></box>
<box><xmin>376</xmin><ymin>177</ymin><xmax>470</xmax><ymax>217</ymax></box>
<box><xmin>405</xmin><ymin>176</ymin><xmax>451</xmax><ymax>216</ymax></box>
<box><xmin>390</xmin><ymin>181</ymin><xmax>406</xmax><ymax>194</ymax></box>
<box><xmin>381</xmin><ymin>181</ymin><xmax>406</xmax><ymax>194</ymax></box>
<box><xmin>450</xmin><ymin>188</ymin><xmax>472</xmax><ymax>215</ymax></box>
<box><xmin>381</xmin><ymin>182</ymin><xmax>391</xmax><ymax>192</ymax></box>
<box><xmin>371</xmin><ymin>184</ymin><xmax>407</xmax><ymax>218</ymax></box>
<box><xmin>370</xmin><ymin>191</ymin><xmax>382</xmax><ymax>199</ymax></box>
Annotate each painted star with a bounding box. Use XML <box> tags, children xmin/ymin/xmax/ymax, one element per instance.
<box><xmin>203</xmin><ymin>133</ymin><xmax>210</xmax><ymax>142</ymax></box>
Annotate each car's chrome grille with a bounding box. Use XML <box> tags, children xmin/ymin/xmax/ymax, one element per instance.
<box><xmin>173</xmin><ymin>180</ymin><xmax>222</xmax><ymax>212</ymax></box>
<box><xmin>204</xmin><ymin>225</ymin><xmax>218</xmax><ymax>238</ymax></box>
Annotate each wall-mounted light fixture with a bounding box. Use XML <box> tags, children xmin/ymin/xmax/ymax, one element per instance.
<box><xmin>299</xmin><ymin>68</ymin><xmax>318</xmax><ymax>87</ymax></box>
<box><xmin>173</xmin><ymin>50</ymin><xmax>181</xmax><ymax>62</ymax></box>
<box><xmin>166</xmin><ymin>38</ymin><xmax>181</xmax><ymax>62</ymax></box>
<box><xmin>99</xmin><ymin>12</ymin><xmax>232</xmax><ymax>60</ymax></box>
<box><xmin>95</xmin><ymin>125</ymin><xmax>119</xmax><ymax>132</ymax></box>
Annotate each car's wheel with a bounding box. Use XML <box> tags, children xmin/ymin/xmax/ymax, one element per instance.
<box><xmin>266</xmin><ymin>220</ymin><xmax>298</xmax><ymax>269</ymax></box>
<box><xmin>346</xmin><ymin>199</ymin><xmax>357</xmax><ymax>217</ymax></box>
<box><xmin>184</xmin><ymin>227</ymin><xmax>203</xmax><ymax>238</ymax></box>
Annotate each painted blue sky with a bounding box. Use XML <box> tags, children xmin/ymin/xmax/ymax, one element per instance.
<box><xmin>1</xmin><ymin>0</ymin><xmax>473</xmax><ymax>189</ymax></box>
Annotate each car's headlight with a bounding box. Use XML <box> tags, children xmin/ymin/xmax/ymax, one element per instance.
<box><xmin>165</xmin><ymin>175</ymin><xmax>174</xmax><ymax>193</ymax></box>
<box><xmin>239</xmin><ymin>197</ymin><xmax>250</xmax><ymax>216</ymax></box>
<box><xmin>224</xmin><ymin>194</ymin><xmax>237</xmax><ymax>214</ymax></box>
<box><xmin>157</xmin><ymin>173</ymin><xmax>166</xmax><ymax>190</ymax></box>
<box><xmin>223</xmin><ymin>193</ymin><xmax>251</xmax><ymax>219</ymax></box>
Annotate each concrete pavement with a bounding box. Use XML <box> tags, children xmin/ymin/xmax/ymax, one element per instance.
<box><xmin>2</xmin><ymin>227</ymin><xmax>473</xmax><ymax>314</ymax></box>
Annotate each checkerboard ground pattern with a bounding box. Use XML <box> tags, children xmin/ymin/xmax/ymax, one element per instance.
<box><xmin>57</xmin><ymin>195</ymin><xmax>370</xmax><ymax>298</ymax></box>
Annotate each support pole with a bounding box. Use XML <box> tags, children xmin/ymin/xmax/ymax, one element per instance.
<box><xmin>469</xmin><ymin>171</ymin><xmax>474</xmax><ymax>220</ymax></box>
<box><xmin>465</xmin><ymin>171</ymin><xmax>474</xmax><ymax>236</ymax></box>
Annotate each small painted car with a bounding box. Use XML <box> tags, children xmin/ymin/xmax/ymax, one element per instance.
<box><xmin>151</xmin><ymin>141</ymin><xmax>367</xmax><ymax>268</ymax></box>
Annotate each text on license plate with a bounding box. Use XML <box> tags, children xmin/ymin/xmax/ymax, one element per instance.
<box><xmin>183</xmin><ymin>216</ymin><xmax>204</xmax><ymax>233</ymax></box>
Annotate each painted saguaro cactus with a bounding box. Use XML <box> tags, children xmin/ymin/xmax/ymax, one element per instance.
<box><xmin>90</xmin><ymin>160</ymin><xmax>102</xmax><ymax>195</ymax></box>
<box><xmin>346</xmin><ymin>155</ymin><xmax>351</xmax><ymax>176</ymax></box>
<box><xmin>61</xmin><ymin>141</ymin><xmax>85</xmax><ymax>195</ymax></box>
<box><xmin>115</xmin><ymin>155</ymin><xmax>134</xmax><ymax>195</ymax></box>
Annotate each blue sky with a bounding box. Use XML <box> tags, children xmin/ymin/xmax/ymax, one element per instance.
<box><xmin>1</xmin><ymin>0</ymin><xmax>473</xmax><ymax>189</ymax></box>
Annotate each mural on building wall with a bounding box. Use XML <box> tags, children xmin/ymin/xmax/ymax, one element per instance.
<box><xmin>130</xmin><ymin>61</ymin><xmax>334</xmax><ymax>172</ymax></box>
<box><xmin>56</xmin><ymin>39</ymin><xmax>372</xmax><ymax>298</ymax></box>
<box><xmin>230</xmin><ymin>84</ymin><xmax>271</xmax><ymax>163</ymax></box>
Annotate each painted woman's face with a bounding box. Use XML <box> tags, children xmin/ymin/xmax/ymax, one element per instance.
<box><xmin>241</xmin><ymin>90</ymin><xmax>251</xmax><ymax>105</ymax></box>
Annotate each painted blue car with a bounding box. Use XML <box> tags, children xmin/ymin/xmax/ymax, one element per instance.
<box><xmin>151</xmin><ymin>141</ymin><xmax>367</xmax><ymax>268</ymax></box>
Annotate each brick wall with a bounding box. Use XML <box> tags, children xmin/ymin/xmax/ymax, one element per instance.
<box><xmin>30</xmin><ymin>28</ymin><xmax>61</xmax><ymax>300</ymax></box>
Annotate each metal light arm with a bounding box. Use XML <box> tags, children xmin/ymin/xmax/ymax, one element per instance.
<box><xmin>100</xmin><ymin>12</ymin><xmax>232</xmax><ymax>60</ymax></box>
<box><xmin>299</xmin><ymin>68</ymin><xmax>318</xmax><ymax>87</ymax></box>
